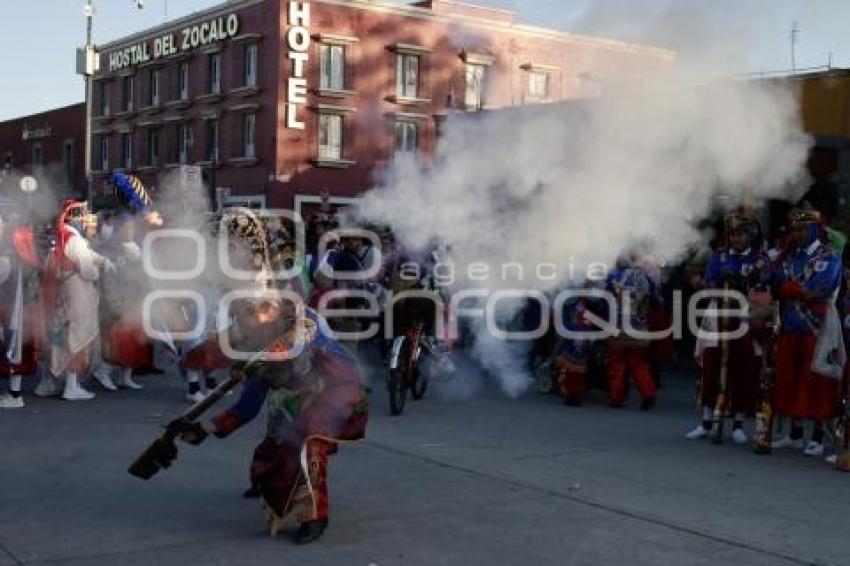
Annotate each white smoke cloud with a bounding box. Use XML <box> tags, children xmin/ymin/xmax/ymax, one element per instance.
<box><xmin>358</xmin><ymin>5</ymin><xmax>813</xmax><ymax>397</ymax></box>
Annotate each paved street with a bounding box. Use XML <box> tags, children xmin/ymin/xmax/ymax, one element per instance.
<box><xmin>1</xmin><ymin>351</ymin><xmax>848</xmax><ymax>566</ymax></box>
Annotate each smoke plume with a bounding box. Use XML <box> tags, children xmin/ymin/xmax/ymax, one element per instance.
<box><xmin>358</xmin><ymin>5</ymin><xmax>813</xmax><ymax>396</ymax></box>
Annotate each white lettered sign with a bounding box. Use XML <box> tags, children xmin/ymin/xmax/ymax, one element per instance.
<box><xmin>286</xmin><ymin>1</ymin><xmax>310</xmax><ymax>130</ymax></box>
<box><xmin>108</xmin><ymin>13</ymin><xmax>241</xmax><ymax>72</ymax></box>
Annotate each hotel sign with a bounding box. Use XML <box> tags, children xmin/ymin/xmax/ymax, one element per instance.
<box><xmin>108</xmin><ymin>13</ymin><xmax>241</xmax><ymax>72</ymax></box>
<box><xmin>286</xmin><ymin>1</ymin><xmax>310</xmax><ymax>130</ymax></box>
<box><xmin>22</xmin><ymin>125</ymin><xmax>53</xmax><ymax>141</ymax></box>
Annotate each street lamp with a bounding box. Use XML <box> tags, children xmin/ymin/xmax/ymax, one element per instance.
<box><xmin>77</xmin><ymin>0</ymin><xmax>145</xmax><ymax>206</ymax></box>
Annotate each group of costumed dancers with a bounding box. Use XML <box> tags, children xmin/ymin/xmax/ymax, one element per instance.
<box><xmin>0</xmin><ymin>174</ymin><xmax>368</xmax><ymax>544</ymax></box>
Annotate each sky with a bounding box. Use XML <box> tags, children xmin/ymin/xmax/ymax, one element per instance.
<box><xmin>1</xmin><ymin>0</ymin><xmax>850</xmax><ymax>121</ymax></box>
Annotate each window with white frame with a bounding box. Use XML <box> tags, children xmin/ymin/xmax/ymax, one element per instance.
<box><xmin>97</xmin><ymin>81</ymin><xmax>110</xmax><ymax>116</ymax></box>
<box><xmin>121</xmin><ymin>132</ymin><xmax>133</xmax><ymax>169</ymax></box>
<box><xmin>242</xmin><ymin>113</ymin><xmax>256</xmax><ymax>158</ymax></box>
<box><xmin>178</xmin><ymin>123</ymin><xmax>191</xmax><ymax>164</ymax></box>
<box><xmin>528</xmin><ymin>70</ymin><xmax>551</xmax><ymax>100</ymax></box>
<box><xmin>396</xmin><ymin>53</ymin><xmax>419</xmax><ymax>99</ymax></box>
<box><xmin>98</xmin><ymin>135</ymin><xmax>109</xmax><ymax>171</ymax></box>
<box><xmin>244</xmin><ymin>43</ymin><xmax>258</xmax><ymax>87</ymax></box>
<box><xmin>208</xmin><ymin>53</ymin><xmax>222</xmax><ymax>94</ymax></box>
<box><xmin>147</xmin><ymin>128</ymin><xmax>160</xmax><ymax>166</ymax></box>
<box><xmin>149</xmin><ymin>69</ymin><xmax>161</xmax><ymax>106</ymax></box>
<box><xmin>122</xmin><ymin>75</ymin><xmax>134</xmax><ymax>111</ymax></box>
<box><xmin>394</xmin><ymin>120</ymin><xmax>418</xmax><ymax>153</ymax></box>
<box><xmin>205</xmin><ymin>119</ymin><xmax>219</xmax><ymax>161</ymax></box>
<box><xmin>177</xmin><ymin>62</ymin><xmax>190</xmax><ymax>100</ymax></box>
<box><xmin>318</xmin><ymin>113</ymin><xmax>343</xmax><ymax>160</ymax></box>
<box><xmin>465</xmin><ymin>63</ymin><xmax>487</xmax><ymax>110</ymax></box>
<box><xmin>320</xmin><ymin>44</ymin><xmax>345</xmax><ymax>91</ymax></box>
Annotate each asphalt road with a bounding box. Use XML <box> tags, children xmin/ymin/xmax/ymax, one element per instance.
<box><xmin>1</xmin><ymin>350</ymin><xmax>848</xmax><ymax>566</ymax></box>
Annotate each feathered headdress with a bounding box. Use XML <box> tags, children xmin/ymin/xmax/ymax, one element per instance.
<box><xmin>112</xmin><ymin>171</ymin><xmax>153</xmax><ymax>214</ymax></box>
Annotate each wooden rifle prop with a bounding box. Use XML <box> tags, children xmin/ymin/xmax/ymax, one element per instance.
<box><xmin>128</xmin><ymin>367</ymin><xmax>247</xmax><ymax>480</ymax></box>
<box><xmin>128</xmin><ymin>328</ymin><xmax>281</xmax><ymax>480</ymax></box>
<box><xmin>752</xmin><ymin>304</ymin><xmax>780</xmax><ymax>454</ymax></box>
<box><xmin>836</xmin><ymin>362</ymin><xmax>850</xmax><ymax>472</ymax></box>
<box><xmin>711</xmin><ymin>277</ymin><xmax>731</xmax><ymax>444</ymax></box>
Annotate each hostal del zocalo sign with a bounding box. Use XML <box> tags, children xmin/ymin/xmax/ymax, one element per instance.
<box><xmin>108</xmin><ymin>13</ymin><xmax>240</xmax><ymax>72</ymax></box>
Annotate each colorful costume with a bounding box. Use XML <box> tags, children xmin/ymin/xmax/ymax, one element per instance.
<box><xmin>774</xmin><ymin>222</ymin><xmax>842</xmax><ymax>421</ymax></box>
<box><xmin>44</xmin><ymin>202</ymin><xmax>108</xmax><ymax>400</ymax></box>
<box><xmin>100</xmin><ymin>217</ymin><xmax>153</xmax><ymax>373</ymax></box>
<box><xmin>555</xmin><ymin>299</ymin><xmax>592</xmax><ymax>405</ymax></box>
<box><xmin>0</xmin><ymin>212</ymin><xmax>42</xmax><ymax>408</ymax></box>
<box><xmin>209</xmin><ymin>309</ymin><xmax>368</xmax><ymax>536</ymax></box>
<box><xmin>605</xmin><ymin>262</ymin><xmax>657</xmax><ymax>408</ymax></box>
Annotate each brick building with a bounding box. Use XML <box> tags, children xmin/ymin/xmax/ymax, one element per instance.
<box><xmin>0</xmin><ymin>103</ymin><xmax>86</xmax><ymax>201</ymax></box>
<box><xmin>2</xmin><ymin>0</ymin><xmax>675</xmax><ymax>214</ymax></box>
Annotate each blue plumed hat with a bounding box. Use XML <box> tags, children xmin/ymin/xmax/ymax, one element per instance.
<box><xmin>111</xmin><ymin>172</ymin><xmax>153</xmax><ymax>214</ymax></box>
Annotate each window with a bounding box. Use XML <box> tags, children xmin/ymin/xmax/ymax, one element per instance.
<box><xmin>528</xmin><ymin>71</ymin><xmax>550</xmax><ymax>100</ymax></box>
<box><xmin>176</xmin><ymin>62</ymin><xmax>190</xmax><ymax>100</ymax></box>
<box><xmin>97</xmin><ymin>81</ymin><xmax>110</xmax><ymax>116</ymax></box>
<box><xmin>147</xmin><ymin>128</ymin><xmax>160</xmax><ymax>166</ymax></box>
<box><xmin>394</xmin><ymin>121</ymin><xmax>418</xmax><ymax>153</ymax></box>
<box><xmin>97</xmin><ymin>135</ymin><xmax>109</xmax><ymax>171</ymax></box>
<box><xmin>121</xmin><ymin>132</ymin><xmax>133</xmax><ymax>170</ymax></box>
<box><xmin>205</xmin><ymin>119</ymin><xmax>219</xmax><ymax>162</ymax></box>
<box><xmin>396</xmin><ymin>54</ymin><xmax>419</xmax><ymax>99</ymax></box>
<box><xmin>318</xmin><ymin>114</ymin><xmax>342</xmax><ymax>160</ymax></box>
<box><xmin>149</xmin><ymin>69</ymin><xmax>161</xmax><ymax>106</ymax></box>
<box><xmin>320</xmin><ymin>44</ymin><xmax>345</xmax><ymax>91</ymax></box>
<box><xmin>244</xmin><ymin>43</ymin><xmax>258</xmax><ymax>87</ymax></box>
<box><xmin>242</xmin><ymin>113</ymin><xmax>256</xmax><ymax>158</ymax></box>
<box><xmin>63</xmin><ymin>140</ymin><xmax>74</xmax><ymax>183</ymax></box>
<box><xmin>32</xmin><ymin>143</ymin><xmax>43</xmax><ymax>168</ymax></box>
<box><xmin>122</xmin><ymin>75</ymin><xmax>134</xmax><ymax>111</ymax></box>
<box><xmin>178</xmin><ymin>123</ymin><xmax>191</xmax><ymax>164</ymax></box>
<box><xmin>465</xmin><ymin>63</ymin><xmax>487</xmax><ymax>110</ymax></box>
<box><xmin>208</xmin><ymin>53</ymin><xmax>222</xmax><ymax>94</ymax></box>
<box><xmin>3</xmin><ymin>152</ymin><xmax>13</xmax><ymax>175</ymax></box>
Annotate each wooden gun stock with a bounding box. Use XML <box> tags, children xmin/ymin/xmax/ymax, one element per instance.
<box><xmin>128</xmin><ymin>369</ymin><xmax>246</xmax><ymax>480</ymax></box>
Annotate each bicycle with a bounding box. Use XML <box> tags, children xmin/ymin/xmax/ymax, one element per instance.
<box><xmin>386</xmin><ymin>318</ymin><xmax>428</xmax><ymax>415</ymax></box>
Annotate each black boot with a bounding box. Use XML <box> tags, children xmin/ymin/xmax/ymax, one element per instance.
<box><xmin>640</xmin><ymin>397</ymin><xmax>656</xmax><ymax>411</ymax></box>
<box><xmin>293</xmin><ymin>519</ymin><xmax>328</xmax><ymax>544</ymax></box>
<box><xmin>243</xmin><ymin>485</ymin><xmax>261</xmax><ymax>499</ymax></box>
<box><xmin>564</xmin><ymin>396</ymin><xmax>582</xmax><ymax>407</ymax></box>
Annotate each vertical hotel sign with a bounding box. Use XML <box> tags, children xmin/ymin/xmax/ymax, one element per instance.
<box><xmin>286</xmin><ymin>1</ymin><xmax>310</xmax><ymax>129</ymax></box>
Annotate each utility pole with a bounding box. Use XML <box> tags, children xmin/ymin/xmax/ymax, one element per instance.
<box><xmin>78</xmin><ymin>1</ymin><xmax>145</xmax><ymax>206</ymax></box>
<box><xmin>790</xmin><ymin>20</ymin><xmax>800</xmax><ymax>74</ymax></box>
<box><xmin>83</xmin><ymin>0</ymin><xmax>94</xmax><ymax>204</ymax></box>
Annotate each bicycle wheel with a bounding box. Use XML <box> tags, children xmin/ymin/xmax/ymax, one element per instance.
<box><xmin>411</xmin><ymin>351</ymin><xmax>428</xmax><ymax>400</ymax></box>
<box><xmin>387</xmin><ymin>340</ymin><xmax>411</xmax><ymax>415</ymax></box>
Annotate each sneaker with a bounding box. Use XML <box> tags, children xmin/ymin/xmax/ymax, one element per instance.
<box><xmin>34</xmin><ymin>376</ymin><xmax>59</xmax><ymax>398</ymax></box>
<box><xmin>292</xmin><ymin>519</ymin><xmax>328</xmax><ymax>545</ymax></box>
<box><xmin>93</xmin><ymin>368</ymin><xmax>118</xmax><ymax>391</ymax></box>
<box><xmin>120</xmin><ymin>375</ymin><xmax>145</xmax><ymax>391</ymax></box>
<box><xmin>186</xmin><ymin>391</ymin><xmax>206</xmax><ymax>404</ymax></box>
<box><xmin>0</xmin><ymin>394</ymin><xmax>24</xmax><ymax>409</ymax></box>
<box><xmin>685</xmin><ymin>425</ymin><xmax>708</xmax><ymax>440</ymax></box>
<box><xmin>771</xmin><ymin>436</ymin><xmax>804</xmax><ymax>450</ymax></box>
<box><xmin>825</xmin><ymin>454</ymin><xmax>838</xmax><ymax>465</ymax></box>
<box><xmin>732</xmin><ymin>428</ymin><xmax>749</xmax><ymax>445</ymax></box>
<box><xmin>62</xmin><ymin>385</ymin><xmax>95</xmax><ymax>401</ymax></box>
<box><xmin>804</xmin><ymin>442</ymin><xmax>825</xmax><ymax>457</ymax></box>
